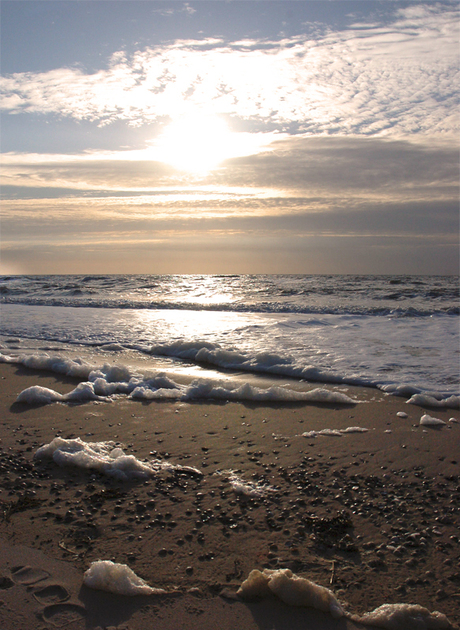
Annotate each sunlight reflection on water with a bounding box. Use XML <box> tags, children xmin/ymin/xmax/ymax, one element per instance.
<box><xmin>130</xmin><ymin>307</ymin><xmax>261</xmax><ymax>341</ymax></box>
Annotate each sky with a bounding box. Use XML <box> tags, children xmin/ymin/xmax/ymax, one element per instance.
<box><xmin>1</xmin><ymin>0</ymin><xmax>459</xmax><ymax>275</ymax></box>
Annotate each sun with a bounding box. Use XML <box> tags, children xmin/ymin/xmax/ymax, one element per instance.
<box><xmin>153</xmin><ymin>112</ymin><xmax>236</xmax><ymax>173</ymax></box>
<box><xmin>149</xmin><ymin>112</ymin><xmax>264</xmax><ymax>174</ymax></box>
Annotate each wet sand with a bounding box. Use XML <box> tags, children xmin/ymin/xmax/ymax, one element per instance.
<box><xmin>0</xmin><ymin>362</ymin><xmax>459</xmax><ymax>629</ymax></box>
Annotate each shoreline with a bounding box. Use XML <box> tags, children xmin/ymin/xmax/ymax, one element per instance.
<box><xmin>0</xmin><ymin>362</ymin><xmax>459</xmax><ymax>629</ymax></box>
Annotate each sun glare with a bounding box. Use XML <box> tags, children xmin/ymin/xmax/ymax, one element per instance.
<box><xmin>150</xmin><ymin>112</ymin><xmax>266</xmax><ymax>173</ymax></box>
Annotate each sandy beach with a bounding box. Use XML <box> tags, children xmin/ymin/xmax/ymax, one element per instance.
<box><xmin>0</xmin><ymin>362</ymin><xmax>459</xmax><ymax>629</ymax></box>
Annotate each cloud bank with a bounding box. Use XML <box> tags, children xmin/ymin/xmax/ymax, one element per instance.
<box><xmin>2</xmin><ymin>135</ymin><xmax>458</xmax><ymax>274</ymax></box>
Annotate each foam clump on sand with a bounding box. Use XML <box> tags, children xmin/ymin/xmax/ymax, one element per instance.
<box><xmin>302</xmin><ymin>426</ymin><xmax>368</xmax><ymax>438</ymax></box>
<box><xmin>83</xmin><ymin>561</ymin><xmax>165</xmax><ymax>596</ymax></box>
<box><xmin>16</xmin><ymin>383</ymin><xmax>104</xmax><ymax>404</ymax></box>
<box><xmin>354</xmin><ymin>603</ymin><xmax>452</xmax><ymax>629</ymax></box>
<box><xmin>237</xmin><ymin>570</ymin><xmax>453</xmax><ymax>629</ymax></box>
<box><xmin>34</xmin><ymin>437</ymin><xmax>202</xmax><ymax>480</ymax></box>
<box><xmin>407</xmin><ymin>394</ymin><xmax>459</xmax><ymax>409</ymax></box>
<box><xmin>237</xmin><ymin>568</ymin><xmax>344</xmax><ymax>618</ymax></box>
<box><xmin>218</xmin><ymin>470</ymin><xmax>274</xmax><ymax>498</ymax></box>
<box><xmin>16</xmin><ymin>385</ymin><xmax>65</xmax><ymax>405</ymax></box>
<box><xmin>420</xmin><ymin>414</ymin><xmax>446</xmax><ymax>427</ymax></box>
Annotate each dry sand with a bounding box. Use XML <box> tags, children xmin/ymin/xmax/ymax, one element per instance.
<box><xmin>0</xmin><ymin>362</ymin><xmax>459</xmax><ymax>629</ymax></box>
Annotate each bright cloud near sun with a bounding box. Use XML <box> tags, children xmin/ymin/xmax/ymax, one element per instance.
<box><xmin>1</xmin><ymin>5</ymin><xmax>458</xmax><ymax>139</ymax></box>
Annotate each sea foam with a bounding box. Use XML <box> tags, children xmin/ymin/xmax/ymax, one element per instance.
<box><xmin>16</xmin><ymin>379</ymin><xmax>357</xmax><ymax>406</ymax></box>
<box><xmin>353</xmin><ymin>603</ymin><xmax>452</xmax><ymax>629</ymax></box>
<box><xmin>237</xmin><ymin>568</ymin><xmax>344</xmax><ymax>618</ymax></box>
<box><xmin>217</xmin><ymin>470</ymin><xmax>275</xmax><ymax>498</ymax></box>
<box><xmin>237</xmin><ymin>569</ymin><xmax>453</xmax><ymax>629</ymax></box>
<box><xmin>302</xmin><ymin>427</ymin><xmax>368</xmax><ymax>438</ymax></box>
<box><xmin>83</xmin><ymin>561</ymin><xmax>165</xmax><ymax>596</ymax></box>
<box><xmin>419</xmin><ymin>414</ymin><xmax>446</xmax><ymax>427</ymax></box>
<box><xmin>34</xmin><ymin>437</ymin><xmax>202</xmax><ymax>480</ymax></box>
<box><xmin>10</xmin><ymin>352</ymin><xmax>358</xmax><ymax>406</ymax></box>
<box><xmin>407</xmin><ymin>394</ymin><xmax>460</xmax><ymax>409</ymax></box>
<box><xmin>16</xmin><ymin>383</ymin><xmax>105</xmax><ymax>404</ymax></box>
<box><xmin>0</xmin><ymin>352</ymin><xmax>94</xmax><ymax>379</ymax></box>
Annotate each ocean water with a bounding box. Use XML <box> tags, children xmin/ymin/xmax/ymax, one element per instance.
<box><xmin>1</xmin><ymin>274</ymin><xmax>458</xmax><ymax>406</ymax></box>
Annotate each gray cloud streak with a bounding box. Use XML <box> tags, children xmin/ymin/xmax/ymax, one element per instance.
<box><xmin>2</xmin><ymin>136</ymin><xmax>457</xmax><ymax>197</ymax></box>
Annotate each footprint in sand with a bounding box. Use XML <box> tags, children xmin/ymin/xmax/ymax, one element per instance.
<box><xmin>32</xmin><ymin>583</ymin><xmax>70</xmax><ymax>604</ymax></box>
<box><xmin>41</xmin><ymin>602</ymin><xmax>87</xmax><ymax>627</ymax></box>
<box><xmin>7</xmin><ymin>563</ymin><xmax>88</xmax><ymax>627</ymax></box>
<box><xmin>0</xmin><ymin>576</ymin><xmax>14</xmax><ymax>589</ymax></box>
<box><xmin>11</xmin><ymin>565</ymin><xmax>50</xmax><ymax>585</ymax></box>
<box><xmin>9</xmin><ymin>564</ymin><xmax>87</xmax><ymax>627</ymax></box>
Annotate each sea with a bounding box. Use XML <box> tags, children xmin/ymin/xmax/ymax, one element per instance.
<box><xmin>0</xmin><ymin>274</ymin><xmax>458</xmax><ymax>407</ymax></box>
